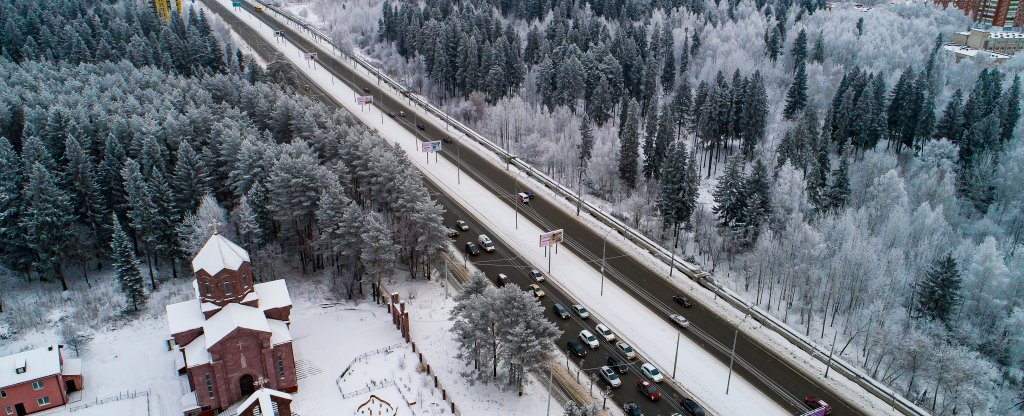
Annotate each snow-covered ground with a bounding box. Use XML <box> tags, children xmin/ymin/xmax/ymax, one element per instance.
<box><xmin>2</xmin><ymin>269</ymin><xmax>567</xmax><ymax>416</ymax></box>
<box><xmin>218</xmin><ymin>3</ymin><xmax>809</xmax><ymax>413</ymax></box>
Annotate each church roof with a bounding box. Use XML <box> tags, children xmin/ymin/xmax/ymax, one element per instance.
<box><xmin>183</xmin><ymin>335</ymin><xmax>212</xmax><ymax>368</ymax></box>
<box><xmin>254</xmin><ymin>280</ymin><xmax>293</xmax><ymax>310</ymax></box>
<box><xmin>192</xmin><ymin>234</ymin><xmax>250</xmax><ymax>275</ymax></box>
<box><xmin>204</xmin><ymin>304</ymin><xmax>271</xmax><ymax>349</ymax></box>
<box><xmin>233</xmin><ymin>388</ymin><xmax>292</xmax><ymax>416</ymax></box>
<box><xmin>166</xmin><ymin>299</ymin><xmax>206</xmax><ymax>335</ymax></box>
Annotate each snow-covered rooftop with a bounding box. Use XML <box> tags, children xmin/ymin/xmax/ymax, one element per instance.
<box><xmin>267</xmin><ymin>320</ymin><xmax>293</xmax><ymax>346</ymax></box>
<box><xmin>0</xmin><ymin>345</ymin><xmax>63</xmax><ymax>388</ymax></box>
<box><xmin>192</xmin><ymin>234</ymin><xmax>250</xmax><ymax>275</ymax></box>
<box><xmin>166</xmin><ymin>299</ymin><xmax>206</xmax><ymax>335</ymax></box>
<box><xmin>203</xmin><ymin>304</ymin><xmax>271</xmax><ymax>348</ymax></box>
<box><xmin>233</xmin><ymin>388</ymin><xmax>292</xmax><ymax>416</ymax></box>
<box><xmin>254</xmin><ymin>280</ymin><xmax>292</xmax><ymax>310</ymax></box>
<box><xmin>63</xmin><ymin>358</ymin><xmax>82</xmax><ymax>376</ymax></box>
<box><xmin>183</xmin><ymin>335</ymin><xmax>212</xmax><ymax>368</ymax></box>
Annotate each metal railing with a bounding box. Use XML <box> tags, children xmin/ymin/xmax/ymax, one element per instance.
<box><xmin>245</xmin><ymin>2</ymin><xmax>928</xmax><ymax>414</ymax></box>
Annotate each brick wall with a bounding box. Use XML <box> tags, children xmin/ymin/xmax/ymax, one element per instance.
<box><xmin>196</xmin><ymin>263</ymin><xmax>254</xmax><ymax>306</ymax></box>
<box><xmin>0</xmin><ymin>375</ymin><xmax>67</xmax><ymax>415</ymax></box>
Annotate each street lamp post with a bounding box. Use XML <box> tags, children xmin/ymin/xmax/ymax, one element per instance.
<box><xmin>726</xmin><ymin>314</ymin><xmax>749</xmax><ymax>394</ymax></box>
<box><xmin>600</xmin><ymin>229</ymin><xmax>611</xmax><ymax>296</ymax></box>
<box><xmin>545</xmin><ymin>366</ymin><xmax>553</xmax><ymax>416</ymax></box>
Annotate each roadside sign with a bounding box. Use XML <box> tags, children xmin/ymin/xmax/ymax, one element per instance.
<box><xmin>303</xmin><ymin>52</ymin><xmax>318</xmax><ymax>60</ymax></box>
<box><xmin>421</xmin><ymin>141</ymin><xmax>442</xmax><ymax>153</ymax></box>
<box><xmin>231</xmin><ymin>1</ymin><xmax>241</xmax><ymax>7</ymax></box>
<box><xmin>356</xmin><ymin>95</ymin><xmax>374</xmax><ymax>105</ymax></box>
<box><xmin>539</xmin><ymin>229</ymin><xmax>564</xmax><ymax>248</ymax></box>
<box><xmin>273</xmin><ymin>30</ymin><xmax>285</xmax><ymax>37</ymax></box>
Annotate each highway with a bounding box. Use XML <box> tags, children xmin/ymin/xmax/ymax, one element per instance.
<box><xmin>206</xmin><ymin>1</ymin><xmax>861</xmax><ymax>414</ymax></box>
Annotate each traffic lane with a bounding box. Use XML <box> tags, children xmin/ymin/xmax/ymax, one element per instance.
<box><xmin>430</xmin><ymin>192</ymin><xmax>692</xmax><ymax>416</ymax></box>
<box><xmin>234</xmin><ymin>5</ymin><xmax>848</xmax><ymax>414</ymax></box>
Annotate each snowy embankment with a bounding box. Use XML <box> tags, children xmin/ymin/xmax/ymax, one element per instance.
<box><xmin>217</xmin><ymin>2</ymin><xmax>802</xmax><ymax>414</ymax></box>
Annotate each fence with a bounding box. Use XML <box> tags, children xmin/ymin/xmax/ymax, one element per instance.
<box><xmin>245</xmin><ymin>3</ymin><xmax>927</xmax><ymax>414</ymax></box>
<box><xmin>68</xmin><ymin>389</ymin><xmax>150</xmax><ymax>413</ymax></box>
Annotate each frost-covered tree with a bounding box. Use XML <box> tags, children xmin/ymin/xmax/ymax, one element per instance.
<box><xmin>712</xmin><ymin>157</ymin><xmax>747</xmax><ymax>231</ymax></box>
<box><xmin>172</xmin><ymin>140</ymin><xmax>210</xmax><ymax>216</ymax></box>
<box><xmin>21</xmin><ymin>163</ymin><xmax>74</xmax><ymax>290</ymax></box>
<box><xmin>783</xmin><ymin>62</ymin><xmax>808</xmax><ymax>119</ymax></box>
<box><xmin>111</xmin><ymin>215</ymin><xmax>145</xmax><ymax>312</ymax></box>
<box><xmin>0</xmin><ymin>138</ymin><xmax>32</xmax><ymax>277</ymax></box>
<box><xmin>177</xmin><ymin>194</ymin><xmax>232</xmax><ymax>258</ymax></box>
<box><xmin>618</xmin><ymin>99</ymin><xmax>642</xmax><ymax>190</ymax></box>
<box><xmin>62</xmin><ymin>135</ymin><xmax>104</xmax><ymax>250</ymax></box>
<box><xmin>360</xmin><ymin>212</ymin><xmax>397</xmax><ymax>287</ymax></box>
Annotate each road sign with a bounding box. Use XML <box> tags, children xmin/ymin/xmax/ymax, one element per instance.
<box><xmin>273</xmin><ymin>30</ymin><xmax>285</xmax><ymax>37</ymax></box>
<box><xmin>539</xmin><ymin>229</ymin><xmax>564</xmax><ymax>248</ymax></box>
<box><xmin>421</xmin><ymin>141</ymin><xmax>442</xmax><ymax>153</ymax></box>
<box><xmin>303</xmin><ymin>52</ymin><xmax>318</xmax><ymax>60</ymax></box>
<box><xmin>231</xmin><ymin>1</ymin><xmax>241</xmax><ymax>7</ymax></box>
<box><xmin>356</xmin><ymin>95</ymin><xmax>374</xmax><ymax>105</ymax></box>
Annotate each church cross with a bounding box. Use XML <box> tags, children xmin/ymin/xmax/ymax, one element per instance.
<box><xmin>237</xmin><ymin>340</ymin><xmax>245</xmax><ymax>351</ymax></box>
<box><xmin>254</xmin><ymin>375</ymin><xmax>269</xmax><ymax>389</ymax></box>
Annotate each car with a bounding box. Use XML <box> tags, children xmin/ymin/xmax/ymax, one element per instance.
<box><xmin>606</xmin><ymin>356</ymin><xmax>628</xmax><ymax>373</ymax></box>
<box><xmin>616</xmin><ymin>342</ymin><xmax>637</xmax><ymax>360</ymax></box>
<box><xmin>567</xmin><ymin>341</ymin><xmax>586</xmax><ymax>357</ymax></box>
<box><xmin>672</xmin><ymin>295</ymin><xmax>693</xmax><ymax>308</ymax></box>
<box><xmin>572</xmin><ymin>304</ymin><xmax>590</xmax><ymax>319</ymax></box>
<box><xmin>803</xmin><ymin>396</ymin><xmax>832</xmax><ymax>415</ymax></box>
<box><xmin>528</xmin><ymin>269</ymin><xmax>545</xmax><ymax>282</ymax></box>
<box><xmin>387</xmin><ymin>111</ymin><xmax>395</xmax><ymax>118</ymax></box>
<box><xmin>455</xmin><ymin>220</ymin><xmax>469</xmax><ymax>231</ymax></box>
<box><xmin>446</xmin><ymin>227</ymin><xmax>459</xmax><ymax>238</ymax></box>
<box><xmin>464</xmin><ymin>242</ymin><xmax>481</xmax><ymax>256</ymax></box>
<box><xmin>399</xmin><ymin>110</ymin><xmax>406</xmax><ymax>117</ymax></box>
<box><xmin>478</xmin><ymin>234</ymin><xmax>496</xmax><ymax>252</ymax></box>
<box><xmin>529</xmin><ymin>284</ymin><xmax>545</xmax><ymax>298</ymax></box>
<box><xmin>669</xmin><ymin>314</ymin><xmax>690</xmax><ymax>328</ymax></box>
<box><xmin>579</xmin><ymin>330</ymin><xmax>599</xmax><ymax>348</ymax></box>
<box><xmin>595</xmin><ymin>323</ymin><xmax>616</xmax><ymax>341</ymax></box>
<box><xmin>640</xmin><ymin>363</ymin><xmax>664</xmax><ymax>383</ymax></box>
<box><xmin>622</xmin><ymin>402</ymin><xmax>644</xmax><ymax>416</ymax></box>
<box><xmin>599</xmin><ymin>366</ymin><xmax>621</xmax><ymax>388</ymax></box>
<box><xmin>362</xmin><ymin>87</ymin><xmax>371</xmax><ymax>93</ymax></box>
<box><xmin>552</xmin><ymin>303</ymin><xmax>570</xmax><ymax>319</ymax></box>
<box><xmin>254</xmin><ymin>5</ymin><xmax>264</xmax><ymax>12</ymax></box>
<box><xmin>416</xmin><ymin>123</ymin><xmax>426</xmax><ymax>131</ymax></box>
<box><xmin>636</xmin><ymin>380</ymin><xmax>662</xmax><ymax>401</ymax></box>
<box><xmin>441</xmin><ymin>136</ymin><xmax>453</xmax><ymax>143</ymax></box>
<box><xmin>496</xmin><ymin>273</ymin><xmax>509</xmax><ymax>287</ymax></box>
<box><xmin>517</xmin><ymin>192</ymin><xmax>531</xmax><ymax>203</ymax></box>
<box><xmin>680</xmin><ymin>398</ymin><xmax>706</xmax><ymax>416</ymax></box>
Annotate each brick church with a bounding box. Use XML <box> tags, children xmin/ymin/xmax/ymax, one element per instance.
<box><xmin>166</xmin><ymin>233</ymin><xmax>297</xmax><ymax>416</ymax></box>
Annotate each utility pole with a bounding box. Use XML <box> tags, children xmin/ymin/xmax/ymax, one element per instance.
<box><xmin>727</xmin><ymin>325</ymin><xmax>738</xmax><ymax>394</ymax></box>
<box><xmin>825</xmin><ymin>330</ymin><xmax>837</xmax><ymax>379</ymax></box>
<box><xmin>673</xmin><ymin>332</ymin><xmax>681</xmax><ymax>379</ymax></box>
<box><xmin>546</xmin><ymin>366</ymin><xmax>553</xmax><ymax>416</ymax></box>
<box><xmin>600</xmin><ymin>230</ymin><xmax>609</xmax><ymax>296</ymax></box>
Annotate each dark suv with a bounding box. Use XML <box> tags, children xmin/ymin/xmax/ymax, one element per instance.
<box><xmin>465</xmin><ymin>242</ymin><xmax>481</xmax><ymax>256</ymax></box>
<box><xmin>567</xmin><ymin>341</ymin><xmax>587</xmax><ymax>357</ymax></box>
<box><xmin>606</xmin><ymin>356</ymin><xmax>628</xmax><ymax>373</ymax></box>
<box><xmin>552</xmin><ymin>304</ymin><xmax>570</xmax><ymax>319</ymax></box>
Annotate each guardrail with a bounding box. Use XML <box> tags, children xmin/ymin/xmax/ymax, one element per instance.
<box><xmin>246</xmin><ymin>2</ymin><xmax>928</xmax><ymax>414</ymax></box>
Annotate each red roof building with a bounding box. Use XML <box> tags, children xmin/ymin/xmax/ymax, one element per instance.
<box><xmin>167</xmin><ymin>234</ymin><xmax>297</xmax><ymax>416</ymax></box>
<box><xmin>0</xmin><ymin>345</ymin><xmax>83</xmax><ymax>416</ymax></box>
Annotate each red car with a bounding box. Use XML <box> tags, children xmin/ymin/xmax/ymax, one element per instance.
<box><xmin>803</xmin><ymin>396</ymin><xmax>832</xmax><ymax>415</ymax></box>
<box><xmin>637</xmin><ymin>380</ymin><xmax>661</xmax><ymax>401</ymax></box>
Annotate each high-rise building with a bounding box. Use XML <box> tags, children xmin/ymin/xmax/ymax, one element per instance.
<box><xmin>936</xmin><ymin>0</ymin><xmax>1024</xmax><ymax>29</ymax></box>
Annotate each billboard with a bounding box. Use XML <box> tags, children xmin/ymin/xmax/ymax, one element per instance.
<box><xmin>303</xmin><ymin>52</ymin><xmax>318</xmax><ymax>60</ymax></box>
<box><xmin>421</xmin><ymin>141</ymin><xmax>442</xmax><ymax>153</ymax></box>
<box><xmin>539</xmin><ymin>229</ymin><xmax>564</xmax><ymax>247</ymax></box>
<box><xmin>356</xmin><ymin>95</ymin><xmax>374</xmax><ymax>105</ymax></box>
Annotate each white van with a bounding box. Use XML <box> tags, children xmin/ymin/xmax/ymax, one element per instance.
<box><xmin>478</xmin><ymin>234</ymin><xmax>495</xmax><ymax>252</ymax></box>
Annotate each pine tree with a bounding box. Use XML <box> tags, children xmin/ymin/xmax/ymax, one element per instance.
<box><xmin>62</xmin><ymin>135</ymin><xmax>105</xmax><ymax>248</ymax></box>
<box><xmin>811</xmin><ymin>32</ymin><xmax>825</xmax><ymax>63</ymax></box>
<box><xmin>1000</xmin><ymin>74</ymin><xmax>1021</xmax><ymax>142</ymax></box>
<box><xmin>914</xmin><ymin>253</ymin><xmax>961</xmax><ymax>325</ymax></box>
<box><xmin>360</xmin><ymin>212</ymin><xmax>396</xmax><ymax>287</ymax></box>
<box><xmin>742</xmin><ymin>72</ymin><xmax>769</xmax><ymax>159</ymax></box>
<box><xmin>172</xmin><ymin>140</ymin><xmax>210</xmax><ymax>216</ymax></box>
<box><xmin>660</xmin><ymin>25</ymin><xmax>676</xmax><ymax>92</ymax></box>
<box><xmin>712</xmin><ymin>157</ymin><xmax>747</xmax><ymax>229</ymax></box>
<box><xmin>826</xmin><ymin>155</ymin><xmax>850</xmax><ymax>211</ymax></box>
<box><xmin>111</xmin><ymin>215</ymin><xmax>146</xmax><ymax>312</ymax></box>
<box><xmin>790</xmin><ymin>29</ymin><xmax>808</xmax><ymax>68</ymax></box>
<box><xmin>783</xmin><ymin>62</ymin><xmax>809</xmax><ymax>119</ymax></box>
<box><xmin>0</xmin><ymin>138</ymin><xmax>32</xmax><ymax>277</ymax></box>
<box><xmin>855</xmin><ymin>17</ymin><xmax>864</xmax><ymax>37</ymax></box>
<box><xmin>121</xmin><ymin>158</ymin><xmax>158</xmax><ymax>288</ymax></box>
<box><xmin>739</xmin><ymin>158</ymin><xmax>771</xmax><ymax>244</ymax></box>
<box><xmin>658</xmin><ymin>143</ymin><xmax>694</xmax><ymax>230</ymax></box>
<box><xmin>148</xmin><ymin>169</ymin><xmax>178</xmax><ymax>272</ymax></box>
<box><xmin>806</xmin><ymin>140</ymin><xmax>830</xmax><ymax>211</ymax></box>
<box><xmin>618</xmin><ymin>99</ymin><xmax>642</xmax><ymax>189</ymax></box>
<box><xmin>935</xmin><ymin>89</ymin><xmax>965</xmax><ymax>142</ymax></box>
<box><xmin>99</xmin><ymin>132</ymin><xmax>127</xmax><ymax>217</ymax></box>
<box><xmin>578</xmin><ymin>116</ymin><xmax>595</xmax><ymax>169</ymax></box>
<box><xmin>672</xmin><ymin>82</ymin><xmax>694</xmax><ymax>134</ymax></box>
<box><xmin>21</xmin><ymin>163</ymin><xmax>74</xmax><ymax>290</ymax></box>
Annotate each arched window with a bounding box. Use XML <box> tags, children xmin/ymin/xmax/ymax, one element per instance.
<box><xmin>224</xmin><ymin>282</ymin><xmax>234</xmax><ymax>295</ymax></box>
